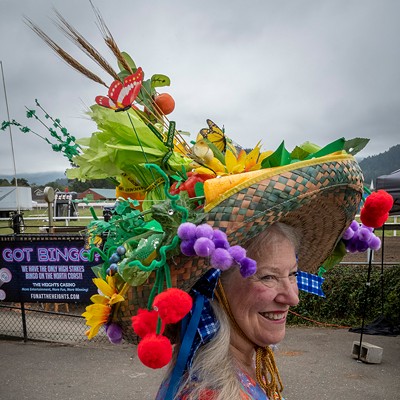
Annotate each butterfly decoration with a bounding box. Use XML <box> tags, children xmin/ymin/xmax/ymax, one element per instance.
<box><xmin>95</xmin><ymin>67</ymin><xmax>143</xmax><ymax>111</ymax></box>
<box><xmin>197</xmin><ymin>119</ymin><xmax>236</xmax><ymax>153</ymax></box>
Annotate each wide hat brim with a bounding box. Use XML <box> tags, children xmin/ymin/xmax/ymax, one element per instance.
<box><xmin>117</xmin><ymin>153</ymin><xmax>363</xmax><ymax>342</ymax></box>
<box><xmin>204</xmin><ymin>153</ymin><xmax>364</xmax><ymax>273</ymax></box>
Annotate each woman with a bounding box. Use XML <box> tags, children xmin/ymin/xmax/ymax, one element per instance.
<box><xmin>156</xmin><ymin>223</ymin><xmax>300</xmax><ymax>399</ymax></box>
<box><xmin>27</xmin><ymin>10</ymin><xmax>367</xmax><ymax>400</ymax></box>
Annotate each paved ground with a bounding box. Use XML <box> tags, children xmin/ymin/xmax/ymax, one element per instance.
<box><xmin>1</xmin><ymin>326</ymin><xmax>399</xmax><ymax>400</ymax></box>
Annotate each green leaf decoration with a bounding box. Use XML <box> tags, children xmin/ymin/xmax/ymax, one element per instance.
<box><xmin>171</xmin><ymin>174</ymin><xmax>182</xmax><ymax>182</ymax></box>
<box><xmin>142</xmin><ymin>219</ymin><xmax>164</xmax><ymax>233</ymax></box>
<box><xmin>137</xmin><ymin>79</ymin><xmax>154</xmax><ymax>109</ymax></box>
<box><xmin>151</xmin><ymin>74</ymin><xmax>171</xmax><ymax>88</ymax></box>
<box><xmin>202</xmin><ymin>138</ymin><xmax>225</xmax><ymax>164</ymax></box>
<box><xmin>91</xmin><ymin>265</ymin><xmax>104</xmax><ymax>279</ymax></box>
<box><xmin>117</xmin><ymin>52</ymin><xmax>137</xmax><ymax>72</ymax></box>
<box><xmin>117</xmin><ymin>70</ymin><xmax>131</xmax><ymax>80</ymax></box>
<box><xmin>118</xmin><ymin>257</ymin><xmax>151</xmax><ymax>286</ymax></box>
<box><xmin>290</xmin><ymin>146</ymin><xmax>310</xmax><ymax>161</ymax></box>
<box><xmin>195</xmin><ymin>181</ymin><xmax>205</xmax><ymax>197</ymax></box>
<box><xmin>321</xmin><ymin>240</ymin><xmax>347</xmax><ymax>272</ymax></box>
<box><xmin>135</xmin><ymin>234</ymin><xmax>164</xmax><ymax>261</ymax></box>
<box><xmin>304</xmin><ymin>138</ymin><xmax>345</xmax><ymax>160</ymax></box>
<box><xmin>343</xmin><ymin>138</ymin><xmax>370</xmax><ymax>156</ymax></box>
<box><xmin>290</xmin><ymin>141</ymin><xmax>322</xmax><ymax>161</ymax></box>
<box><xmin>261</xmin><ymin>141</ymin><xmax>291</xmax><ymax>168</ymax></box>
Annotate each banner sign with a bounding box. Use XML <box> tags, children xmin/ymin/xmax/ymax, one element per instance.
<box><xmin>0</xmin><ymin>235</ymin><xmax>100</xmax><ymax>303</ymax></box>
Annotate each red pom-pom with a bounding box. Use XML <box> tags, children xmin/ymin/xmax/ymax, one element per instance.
<box><xmin>360</xmin><ymin>211</ymin><xmax>389</xmax><ymax>229</ymax></box>
<box><xmin>153</xmin><ymin>288</ymin><xmax>193</xmax><ymax>324</ymax></box>
<box><xmin>137</xmin><ymin>334</ymin><xmax>172</xmax><ymax>369</ymax></box>
<box><xmin>131</xmin><ymin>308</ymin><xmax>163</xmax><ymax>338</ymax></box>
<box><xmin>363</xmin><ymin>190</ymin><xmax>394</xmax><ymax>213</ymax></box>
<box><xmin>360</xmin><ymin>190</ymin><xmax>394</xmax><ymax>228</ymax></box>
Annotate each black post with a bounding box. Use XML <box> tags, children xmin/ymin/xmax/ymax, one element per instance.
<box><xmin>357</xmin><ymin>241</ymin><xmax>374</xmax><ymax>360</ymax></box>
<box><xmin>20</xmin><ymin>302</ymin><xmax>28</xmax><ymax>342</ymax></box>
<box><xmin>381</xmin><ymin>224</ymin><xmax>385</xmax><ymax>315</ymax></box>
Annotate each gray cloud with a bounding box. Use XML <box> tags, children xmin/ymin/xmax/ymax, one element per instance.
<box><xmin>1</xmin><ymin>0</ymin><xmax>399</xmax><ymax>176</ymax></box>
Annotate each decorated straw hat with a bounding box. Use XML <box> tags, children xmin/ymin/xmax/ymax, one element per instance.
<box><xmin>26</xmin><ymin>8</ymin><xmax>368</xmax><ymax>365</ymax></box>
<box><xmin>113</xmin><ymin>150</ymin><xmax>364</xmax><ymax>343</ymax></box>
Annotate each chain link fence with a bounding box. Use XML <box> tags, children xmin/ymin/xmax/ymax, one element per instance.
<box><xmin>0</xmin><ymin>301</ymin><xmax>110</xmax><ymax>345</ymax></box>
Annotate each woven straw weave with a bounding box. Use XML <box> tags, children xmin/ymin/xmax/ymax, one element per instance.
<box><xmin>205</xmin><ymin>158</ymin><xmax>364</xmax><ymax>272</ymax></box>
<box><xmin>117</xmin><ymin>158</ymin><xmax>363</xmax><ymax>343</ymax></box>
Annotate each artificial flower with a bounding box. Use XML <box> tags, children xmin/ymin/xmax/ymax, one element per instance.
<box><xmin>194</xmin><ymin>142</ymin><xmax>273</xmax><ymax>176</ymax></box>
<box><xmin>82</xmin><ymin>275</ymin><xmax>125</xmax><ymax>339</ymax></box>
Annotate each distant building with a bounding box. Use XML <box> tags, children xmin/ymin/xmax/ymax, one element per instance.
<box><xmin>32</xmin><ymin>187</ymin><xmax>61</xmax><ymax>202</ymax></box>
<box><xmin>77</xmin><ymin>188</ymin><xmax>117</xmax><ymax>202</ymax></box>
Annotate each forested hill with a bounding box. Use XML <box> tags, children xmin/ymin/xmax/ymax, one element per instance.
<box><xmin>1</xmin><ymin>144</ymin><xmax>399</xmax><ymax>189</ymax></box>
<box><xmin>359</xmin><ymin>144</ymin><xmax>400</xmax><ymax>186</ymax></box>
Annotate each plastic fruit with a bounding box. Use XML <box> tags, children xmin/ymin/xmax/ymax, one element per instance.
<box><xmin>153</xmin><ymin>93</ymin><xmax>175</xmax><ymax>115</ymax></box>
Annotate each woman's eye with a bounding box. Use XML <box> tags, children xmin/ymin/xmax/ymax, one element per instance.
<box><xmin>262</xmin><ymin>275</ymin><xmax>277</xmax><ymax>281</ymax></box>
<box><xmin>288</xmin><ymin>271</ymin><xmax>299</xmax><ymax>282</ymax></box>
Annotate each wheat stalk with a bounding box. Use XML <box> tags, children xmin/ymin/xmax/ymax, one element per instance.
<box><xmin>25</xmin><ymin>17</ymin><xmax>108</xmax><ymax>88</ymax></box>
<box><xmin>53</xmin><ymin>10</ymin><xmax>120</xmax><ymax>81</ymax></box>
<box><xmin>89</xmin><ymin>1</ymin><xmax>133</xmax><ymax>74</ymax></box>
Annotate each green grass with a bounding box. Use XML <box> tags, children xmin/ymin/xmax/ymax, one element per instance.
<box><xmin>1</xmin><ymin>208</ymin><xmax>399</xmax><ymax>236</ymax></box>
<box><xmin>0</xmin><ymin>206</ymin><xmax>105</xmax><ymax>235</ymax></box>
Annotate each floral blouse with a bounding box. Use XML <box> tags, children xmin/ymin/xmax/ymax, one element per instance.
<box><xmin>155</xmin><ymin>369</ymin><xmax>282</xmax><ymax>399</ymax></box>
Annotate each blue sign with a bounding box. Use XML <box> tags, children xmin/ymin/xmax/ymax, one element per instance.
<box><xmin>0</xmin><ymin>235</ymin><xmax>100</xmax><ymax>303</ymax></box>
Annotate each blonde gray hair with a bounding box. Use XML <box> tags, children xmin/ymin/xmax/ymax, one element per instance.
<box><xmin>172</xmin><ymin>300</ymin><xmax>242</xmax><ymax>400</ymax></box>
<box><xmin>167</xmin><ymin>222</ymin><xmax>300</xmax><ymax>399</ymax></box>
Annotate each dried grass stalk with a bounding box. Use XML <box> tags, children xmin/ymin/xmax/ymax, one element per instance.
<box><xmin>90</xmin><ymin>1</ymin><xmax>133</xmax><ymax>74</ymax></box>
<box><xmin>25</xmin><ymin>17</ymin><xmax>108</xmax><ymax>88</ymax></box>
<box><xmin>53</xmin><ymin>10</ymin><xmax>120</xmax><ymax>81</ymax></box>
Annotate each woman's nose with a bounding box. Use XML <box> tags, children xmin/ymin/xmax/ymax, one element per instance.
<box><xmin>275</xmin><ymin>279</ymin><xmax>299</xmax><ymax>306</ymax></box>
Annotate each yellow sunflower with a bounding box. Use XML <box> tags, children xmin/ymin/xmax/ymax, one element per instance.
<box><xmin>194</xmin><ymin>142</ymin><xmax>273</xmax><ymax>176</ymax></box>
<box><xmin>82</xmin><ymin>275</ymin><xmax>125</xmax><ymax>339</ymax></box>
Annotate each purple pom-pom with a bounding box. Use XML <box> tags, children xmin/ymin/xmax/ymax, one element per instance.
<box><xmin>195</xmin><ymin>224</ymin><xmax>214</xmax><ymax>239</ymax></box>
<box><xmin>180</xmin><ymin>239</ymin><xmax>197</xmax><ymax>256</ymax></box>
<box><xmin>369</xmin><ymin>235</ymin><xmax>381</xmax><ymax>251</ymax></box>
<box><xmin>228</xmin><ymin>245</ymin><xmax>247</xmax><ymax>262</ymax></box>
<box><xmin>345</xmin><ymin>238</ymin><xmax>358</xmax><ymax>253</ymax></box>
<box><xmin>213</xmin><ymin>229</ymin><xmax>228</xmax><ymax>241</ymax></box>
<box><xmin>105</xmin><ymin>323</ymin><xmax>123</xmax><ymax>344</ymax></box>
<box><xmin>358</xmin><ymin>227</ymin><xmax>373</xmax><ymax>242</ymax></box>
<box><xmin>213</xmin><ymin>238</ymin><xmax>229</xmax><ymax>249</ymax></box>
<box><xmin>212</xmin><ymin>229</ymin><xmax>229</xmax><ymax>249</ymax></box>
<box><xmin>177</xmin><ymin>222</ymin><xmax>197</xmax><ymax>240</ymax></box>
<box><xmin>350</xmin><ymin>220</ymin><xmax>360</xmax><ymax>231</ymax></box>
<box><xmin>193</xmin><ymin>237</ymin><xmax>215</xmax><ymax>257</ymax></box>
<box><xmin>211</xmin><ymin>248</ymin><xmax>233</xmax><ymax>270</ymax></box>
<box><xmin>342</xmin><ymin>227</ymin><xmax>354</xmax><ymax>240</ymax></box>
<box><xmin>361</xmin><ymin>224</ymin><xmax>374</xmax><ymax>232</ymax></box>
<box><xmin>239</xmin><ymin>257</ymin><xmax>257</xmax><ymax>278</ymax></box>
<box><xmin>356</xmin><ymin>240</ymin><xmax>369</xmax><ymax>252</ymax></box>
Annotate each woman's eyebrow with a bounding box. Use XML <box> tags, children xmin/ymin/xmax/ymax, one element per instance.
<box><xmin>258</xmin><ymin>262</ymin><xmax>298</xmax><ymax>274</ymax></box>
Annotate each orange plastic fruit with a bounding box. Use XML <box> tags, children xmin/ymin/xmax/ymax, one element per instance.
<box><xmin>154</xmin><ymin>93</ymin><xmax>175</xmax><ymax>115</ymax></box>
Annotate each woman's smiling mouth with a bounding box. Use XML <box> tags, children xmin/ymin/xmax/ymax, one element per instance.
<box><xmin>259</xmin><ymin>311</ymin><xmax>287</xmax><ymax>321</ymax></box>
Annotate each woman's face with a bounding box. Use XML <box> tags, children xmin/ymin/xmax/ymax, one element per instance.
<box><xmin>223</xmin><ymin>231</ymin><xmax>299</xmax><ymax>347</ymax></box>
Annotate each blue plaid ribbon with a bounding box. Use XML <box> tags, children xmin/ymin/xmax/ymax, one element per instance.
<box><xmin>187</xmin><ymin>268</ymin><xmax>221</xmax><ymax>367</ymax></box>
<box><xmin>297</xmin><ymin>270</ymin><xmax>325</xmax><ymax>297</ymax></box>
<box><xmin>165</xmin><ymin>269</ymin><xmax>220</xmax><ymax>400</ymax></box>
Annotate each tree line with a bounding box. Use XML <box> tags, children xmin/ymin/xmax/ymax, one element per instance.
<box><xmin>0</xmin><ymin>178</ymin><xmax>115</xmax><ymax>193</ymax></box>
<box><xmin>359</xmin><ymin>144</ymin><xmax>400</xmax><ymax>185</ymax></box>
<box><xmin>1</xmin><ymin>144</ymin><xmax>399</xmax><ymax>192</ymax></box>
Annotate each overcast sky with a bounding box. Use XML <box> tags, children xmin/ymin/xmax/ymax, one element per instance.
<box><xmin>1</xmin><ymin>0</ymin><xmax>399</xmax><ymax>177</ymax></box>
